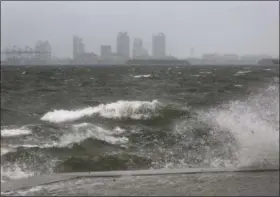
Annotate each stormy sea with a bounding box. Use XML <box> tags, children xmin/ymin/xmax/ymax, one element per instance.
<box><xmin>1</xmin><ymin>65</ymin><xmax>279</xmax><ymax>184</ymax></box>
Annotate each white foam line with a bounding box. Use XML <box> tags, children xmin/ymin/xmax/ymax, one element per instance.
<box><xmin>1</xmin><ymin>124</ymin><xmax>128</xmax><ymax>154</ymax></box>
<box><xmin>64</xmin><ymin>123</ymin><xmax>128</xmax><ymax>146</ymax></box>
<box><xmin>234</xmin><ymin>70</ymin><xmax>251</xmax><ymax>76</ymax></box>
<box><xmin>1</xmin><ymin>127</ymin><xmax>32</xmax><ymax>137</ymax></box>
<box><xmin>199</xmin><ymin>71</ymin><xmax>212</xmax><ymax>74</ymax></box>
<box><xmin>133</xmin><ymin>74</ymin><xmax>152</xmax><ymax>78</ymax></box>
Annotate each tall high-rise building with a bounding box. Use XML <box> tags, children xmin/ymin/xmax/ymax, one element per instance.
<box><xmin>133</xmin><ymin>38</ymin><xmax>148</xmax><ymax>58</ymax></box>
<box><xmin>100</xmin><ymin>45</ymin><xmax>112</xmax><ymax>59</ymax></box>
<box><xmin>133</xmin><ymin>38</ymin><xmax>142</xmax><ymax>58</ymax></box>
<box><xmin>73</xmin><ymin>36</ymin><xmax>85</xmax><ymax>60</ymax></box>
<box><xmin>116</xmin><ymin>32</ymin><xmax>130</xmax><ymax>59</ymax></box>
<box><xmin>152</xmin><ymin>33</ymin><xmax>166</xmax><ymax>58</ymax></box>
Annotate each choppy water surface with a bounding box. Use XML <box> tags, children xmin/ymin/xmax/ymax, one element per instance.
<box><xmin>1</xmin><ymin>65</ymin><xmax>279</xmax><ymax>183</ymax></box>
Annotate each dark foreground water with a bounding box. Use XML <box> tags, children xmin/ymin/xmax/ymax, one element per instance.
<box><xmin>1</xmin><ymin>65</ymin><xmax>279</xmax><ymax>183</ymax></box>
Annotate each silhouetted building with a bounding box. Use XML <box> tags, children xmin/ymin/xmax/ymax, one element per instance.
<box><xmin>116</xmin><ymin>32</ymin><xmax>130</xmax><ymax>59</ymax></box>
<box><xmin>73</xmin><ymin>36</ymin><xmax>85</xmax><ymax>60</ymax></box>
<box><xmin>35</xmin><ymin>41</ymin><xmax>51</xmax><ymax>62</ymax></box>
<box><xmin>152</xmin><ymin>33</ymin><xmax>166</xmax><ymax>58</ymax></box>
<box><xmin>100</xmin><ymin>45</ymin><xmax>112</xmax><ymax>59</ymax></box>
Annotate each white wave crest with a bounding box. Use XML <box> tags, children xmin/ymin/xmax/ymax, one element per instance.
<box><xmin>10</xmin><ymin>144</ymin><xmax>42</xmax><ymax>149</ymax></box>
<box><xmin>1</xmin><ymin>127</ymin><xmax>32</xmax><ymax>137</ymax></box>
<box><xmin>41</xmin><ymin>100</ymin><xmax>161</xmax><ymax>123</ymax></box>
<box><xmin>1</xmin><ymin>124</ymin><xmax>128</xmax><ymax>153</ymax></box>
<box><xmin>133</xmin><ymin>74</ymin><xmax>152</xmax><ymax>78</ymax></box>
<box><xmin>234</xmin><ymin>70</ymin><xmax>251</xmax><ymax>76</ymax></box>
<box><xmin>56</xmin><ymin>123</ymin><xmax>128</xmax><ymax>147</ymax></box>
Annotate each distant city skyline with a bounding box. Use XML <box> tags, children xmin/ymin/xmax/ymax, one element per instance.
<box><xmin>1</xmin><ymin>1</ymin><xmax>279</xmax><ymax>58</ymax></box>
<box><xmin>1</xmin><ymin>35</ymin><xmax>277</xmax><ymax>66</ymax></box>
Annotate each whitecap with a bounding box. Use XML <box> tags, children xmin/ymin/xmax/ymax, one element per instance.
<box><xmin>1</xmin><ymin>127</ymin><xmax>32</xmax><ymax>137</ymax></box>
<box><xmin>234</xmin><ymin>70</ymin><xmax>251</xmax><ymax>76</ymax></box>
<box><xmin>133</xmin><ymin>74</ymin><xmax>152</xmax><ymax>78</ymax></box>
<box><xmin>55</xmin><ymin>123</ymin><xmax>128</xmax><ymax>147</ymax></box>
<box><xmin>41</xmin><ymin>100</ymin><xmax>161</xmax><ymax>123</ymax></box>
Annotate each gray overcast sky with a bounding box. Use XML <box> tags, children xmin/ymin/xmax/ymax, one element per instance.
<box><xmin>1</xmin><ymin>1</ymin><xmax>279</xmax><ymax>58</ymax></box>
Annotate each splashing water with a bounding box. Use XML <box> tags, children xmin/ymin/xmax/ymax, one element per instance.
<box><xmin>1</xmin><ymin>163</ymin><xmax>34</xmax><ymax>183</ymax></box>
<box><xmin>200</xmin><ymin>80</ymin><xmax>279</xmax><ymax>167</ymax></box>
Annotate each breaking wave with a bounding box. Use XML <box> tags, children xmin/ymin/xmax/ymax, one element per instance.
<box><xmin>1</xmin><ymin>122</ymin><xmax>130</xmax><ymax>181</ymax></box>
<box><xmin>57</xmin><ymin>123</ymin><xmax>129</xmax><ymax>147</ymax></box>
<box><xmin>41</xmin><ymin>100</ymin><xmax>162</xmax><ymax>123</ymax></box>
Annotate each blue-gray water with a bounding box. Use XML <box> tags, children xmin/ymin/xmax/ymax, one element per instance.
<box><xmin>1</xmin><ymin>65</ymin><xmax>279</xmax><ymax>183</ymax></box>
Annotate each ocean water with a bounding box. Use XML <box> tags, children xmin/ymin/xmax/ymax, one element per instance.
<box><xmin>1</xmin><ymin>65</ymin><xmax>279</xmax><ymax>183</ymax></box>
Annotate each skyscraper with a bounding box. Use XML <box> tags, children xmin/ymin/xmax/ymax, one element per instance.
<box><xmin>116</xmin><ymin>32</ymin><xmax>130</xmax><ymax>59</ymax></box>
<box><xmin>73</xmin><ymin>36</ymin><xmax>85</xmax><ymax>60</ymax></box>
<box><xmin>152</xmin><ymin>33</ymin><xmax>166</xmax><ymax>58</ymax></box>
<box><xmin>133</xmin><ymin>38</ymin><xmax>142</xmax><ymax>58</ymax></box>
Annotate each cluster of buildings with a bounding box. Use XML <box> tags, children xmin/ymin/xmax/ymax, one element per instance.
<box><xmin>1</xmin><ymin>41</ymin><xmax>51</xmax><ymax>65</ymax></box>
<box><xmin>2</xmin><ymin>32</ymin><xmax>168</xmax><ymax>65</ymax></box>
<box><xmin>71</xmin><ymin>32</ymin><xmax>168</xmax><ymax>65</ymax></box>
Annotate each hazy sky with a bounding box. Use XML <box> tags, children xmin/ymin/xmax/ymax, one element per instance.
<box><xmin>1</xmin><ymin>1</ymin><xmax>279</xmax><ymax>58</ymax></box>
